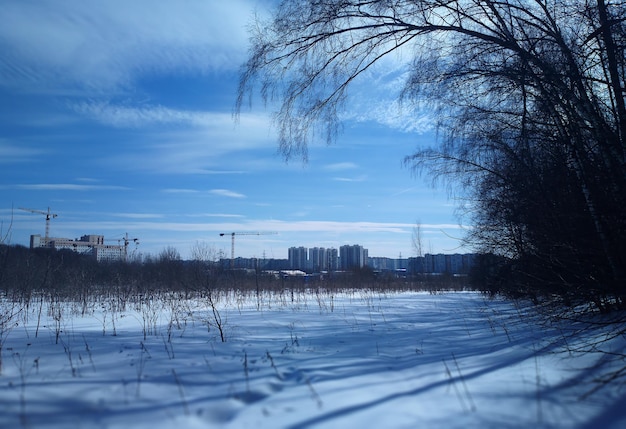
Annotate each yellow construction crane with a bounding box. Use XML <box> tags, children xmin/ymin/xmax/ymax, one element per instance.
<box><xmin>219</xmin><ymin>231</ymin><xmax>277</xmax><ymax>268</ymax></box>
<box><xmin>19</xmin><ymin>207</ymin><xmax>58</xmax><ymax>243</ymax></box>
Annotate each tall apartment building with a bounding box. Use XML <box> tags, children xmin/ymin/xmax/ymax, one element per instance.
<box><xmin>309</xmin><ymin>247</ymin><xmax>328</xmax><ymax>271</ymax></box>
<box><xmin>327</xmin><ymin>248</ymin><xmax>339</xmax><ymax>271</ymax></box>
<box><xmin>410</xmin><ymin>253</ymin><xmax>476</xmax><ymax>275</ymax></box>
<box><xmin>310</xmin><ymin>247</ymin><xmax>341</xmax><ymax>272</ymax></box>
<box><xmin>369</xmin><ymin>257</ymin><xmax>407</xmax><ymax>271</ymax></box>
<box><xmin>425</xmin><ymin>253</ymin><xmax>448</xmax><ymax>274</ymax></box>
<box><xmin>287</xmin><ymin>246</ymin><xmax>340</xmax><ymax>272</ymax></box>
<box><xmin>339</xmin><ymin>244</ymin><xmax>368</xmax><ymax>270</ymax></box>
<box><xmin>288</xmin><ymin>246</ymin><xmax>308</xmax><ymax>270</ymax></box>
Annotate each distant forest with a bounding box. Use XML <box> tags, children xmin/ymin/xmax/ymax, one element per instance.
<box><xmin>0</xmin><ymin>244</ymin><xmax>471</xmax><ymax>299</ymax></box>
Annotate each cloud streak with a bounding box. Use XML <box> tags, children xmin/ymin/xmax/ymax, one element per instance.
<box><xmin>73</xmin><ymin>102</ymin><xmax>221</xmax><ymax>128</ymax></box>
<box><xmin>209</xmin><ymin>189</ymin><xmax>246</xmax><ymax>199</ymax></box>
<box><xmin>333</xmin><ymin>175</ymin><xmax>368</xmax><ymax>182</ymax></box>
<box><xmin>55</xmin><ymin>218</ymin><xmax>462</xmax><ymax>234</ymax></box>
<box><xmin>0</xmin><ymin>0</ymin><xmax>259</xmax><ymax>92</ymax></box>
<box><xmin>0</xmin><ymin>140</ymin><xmax>45</xmax><ymax>163</ymax></box>
<box><xmin>91</xmin><ymin>110</ymin><xmax>276</xmax><ymax>175</ymax></box>
<box><xmin>8</xmin><ymin>183</ymin><xmax>130</xmax><ymax>191</ymax></box>
<box><xmin>324</xmin><ymin>162</ymin><xmax>358</xmax><ymax>171</ymax></box>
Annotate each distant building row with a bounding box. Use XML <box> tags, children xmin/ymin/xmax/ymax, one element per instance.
<box><xmin>285</xmin><ymin>245</ymin><xmax>476</xmax><ymax>275</ymax></box>
<box><xmin>370</xmin><ymin>252</ymin><xmax>477</xmax><ymax>275</ymax></box>
<box><xmin>228</xmin><ymin>250</ymin><xmax>476</xmax><ymax>275</ymax></box>
<box><xmin>289</xmin><ymin>244</ymin><xmax>369</xmax><ymax>271</ymax></box>
<box><xmin>30</xmin><ymin>234</ymin><xmax>127</xmax><ymax>262</ymax></box>
<box><xmin>408</xmin><ymin>253</ymin><xmax>477</xmax><ymax>275</ymax></box>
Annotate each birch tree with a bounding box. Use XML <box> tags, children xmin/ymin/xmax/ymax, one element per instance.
<box><xmin>238</xmin><ymin>0</ymin><xmax>626</xmax><ymax>309</ymax></box>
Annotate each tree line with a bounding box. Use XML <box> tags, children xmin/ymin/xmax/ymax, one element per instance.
<box><xmin>0</xmin><ymin>243</ymin><xmax>255</xmax><ymax>299</ymax></box>
<box><xmin>0</xmin><ymin>244</ymin><xmax>467</xmax><ymax>302</ymax></box>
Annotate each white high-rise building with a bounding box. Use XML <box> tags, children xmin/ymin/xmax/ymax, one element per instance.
<box><xmin>288</xmin><ymin>246</ymin><xmax>308</xmax><ymax>270</ymax></box>
<box><xmin>309</xmin><ymin>247</ymin><xmax>328</xmax><ymax>271</ymax></box>
<box><xmin>339</xmin><ymin>244</ymin><xmax>368</xmax><ymax>270</ymax></box>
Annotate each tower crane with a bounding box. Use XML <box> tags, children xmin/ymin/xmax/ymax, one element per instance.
<box><xmin>219</xmin><ymin>231</ymin><xmax>277</xmax><ymax>268</ymax></box>
<box><xmin>19</xmin><ymin>207</ymin><xmax>58</xmax><ymax>243</ymax></box>
<box><xmin>120</xmin><ymin>233</ymin><xmax>139</xmax><ymax>261</ymax></box>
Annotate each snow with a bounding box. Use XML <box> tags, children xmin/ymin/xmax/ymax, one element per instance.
<box><xmin>1</xmin><ymin>289</ymin><xmax>625</xmax><ymax>428</ymax></box>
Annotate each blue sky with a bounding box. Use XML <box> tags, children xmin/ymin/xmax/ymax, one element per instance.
<box><xmin>0</xmin><ymin>0</ymin><xmax>470</xmax><ymax>260</ymax></box>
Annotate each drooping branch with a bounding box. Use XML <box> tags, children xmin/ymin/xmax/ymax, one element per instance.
<box><xmin>237</xmin><ymin>0</ymin><xmax>626</xmax><ymax>305</ymax></box>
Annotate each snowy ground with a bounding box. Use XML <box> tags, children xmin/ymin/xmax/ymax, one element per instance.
<box><xmin>1</xmin><ymin>289</ymin><xmax>625</xmax><ymax>428</ymax></box>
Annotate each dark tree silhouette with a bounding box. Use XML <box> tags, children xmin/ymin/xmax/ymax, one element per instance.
<box><xmin>237</xmin><ymin>0</ymin><xmax>626</xmax><ymax>310</ymax></box>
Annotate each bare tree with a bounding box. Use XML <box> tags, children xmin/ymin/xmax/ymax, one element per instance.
<box><xmin>190</xmin><ymin>241</ymin><xmax>216</xmax><ymax>263</ymax></box>
<box><xmin>237</xmin><ymin>0</ymin><xmax>626</xmax><ymax>309</ymax></box>
<box><xmin>158</xmin><ymin>246</ymin><xmax>181</xmax><ymax>263</ymax></box>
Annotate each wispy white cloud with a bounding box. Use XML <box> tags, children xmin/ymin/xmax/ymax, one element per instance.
<box><xmin>74</xmin><ymin>101</ymin><xmax>273</xmax><ymax>135</ymax></box>
<box><xmin>92</xmin><ymin>110</ymin><xmax>277</xmax><ymax>175</ymax></box>
<box><xmin>0</xmin><ymin>140</ymin><xmax>46</xmax><ymax>163</ymax></box>
<box><xmin>333</xmin><ymin>175</ymin><xmax>368</xmax><ymax>182</ymax></box>
<box><xmin>10</xmin><ymin>183</ymin><xmax>130</xmax><ymax>191</ymax></box>
<box><xmin>339</xmin><ymin>62</ymin><xmax>436</xmax><ymax>134</ymax></box>
<box><xmin>258</xmin><ymin>220</ymin><xmax>412</xmax><ymax>234</ymax></box>
<box><xmin>324</xmin><ymin>162</ymin><xmax>358</xmax><ymax>171</ymax></box>
<box><xmin>360</xmin><ymin>99</ymin><xmax>435</xmax><ymax>134</ymax></box>
<box><xmin>390</xmin><ymin>187</ymin><xmax>416</xmax><ymax>197</ymax></box>
<box><xmin>73</xmin><ymin>102</ymin><xmax>217</xmax><ymax>128</ymax></box>
<box><xmin>109</xmin><ymin>213</ymin><xmax>164</xmax><ymax>219</ymax></box>
<box><xmin>51</xmin><ymin>218</ymin><xmax>464</xmax><ymax>235</ymax></box>
<box><xmin>75</xmin><ymin>177</ymin><xmax>101</xmax><ymax>183</ymax></box>
<box><xmin>0</xmin><ymin>0</ymin><xmax>260</xmax><ymax>92</ymax></box>
<box><xmin>161</xmin><ymin>188</ymin><xmax>200</xmax><ymax>194</ymax></box>
<box><xmin>189</xmin><ymin>213</ymin><xmax>245</xmax><ymax>219</ymax></box>
<box><xmin>210</xmin><ymin>189</ymin><xmax>246</xmax><ymax>199</ymax></box>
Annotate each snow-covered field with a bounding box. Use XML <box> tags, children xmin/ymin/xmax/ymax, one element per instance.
<box><xmin>1</xmin><ymin>289</ymin><xmax>625</xmax><ymax>428</ymax></box>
